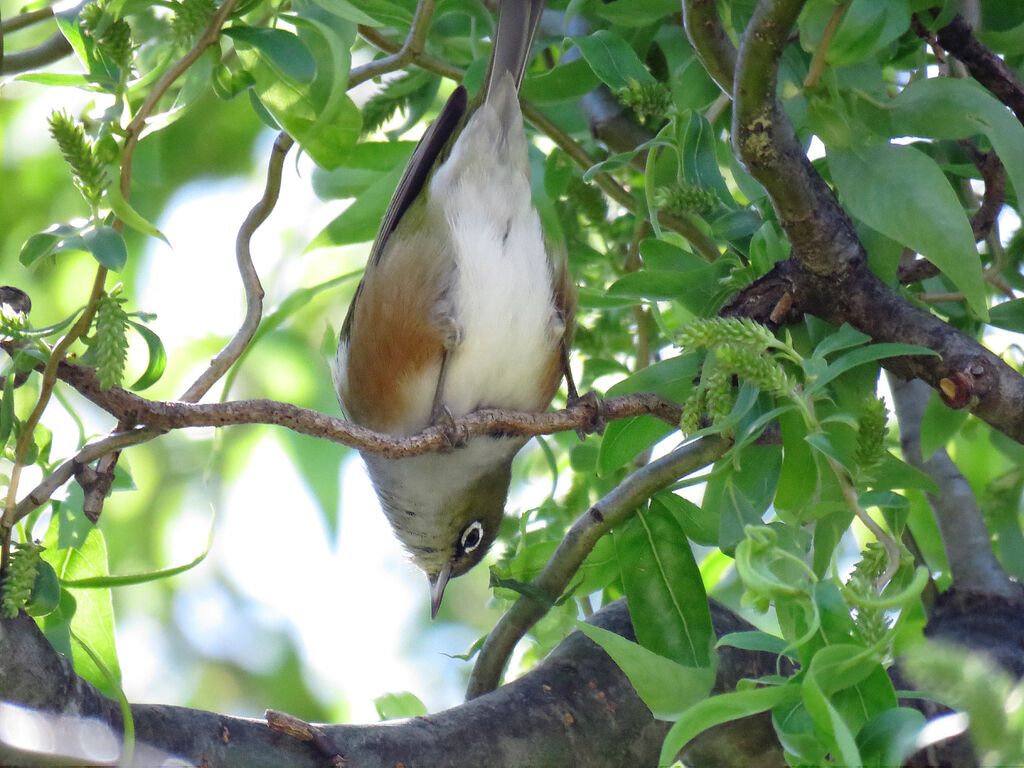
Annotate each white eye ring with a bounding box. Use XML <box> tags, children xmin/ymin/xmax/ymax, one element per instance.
<box><xmin>460</xmin><ymin>521</ymin><xmax>484</xmax><ymax>553</ymax></box>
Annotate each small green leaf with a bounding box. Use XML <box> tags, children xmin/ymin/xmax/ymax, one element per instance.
<box><xmin>0</xmin><ymin>375</ymin><xmax>15</xmax><ymax>448</ymax></box>
<box><xmin>989</xmin><ymin>298</ymin><xmax>1024</xmax><ymax>333</ymax></box>
<box><xmin>25</xmin><ymin>561</ymin><xmax>61</xmax><ymax>617</ymax></box>
<box><xmin>126</xmin><ymin>320</ymin><xmax>167</xmax><ymax>391</ymax></box>
<box><xmin>106</xmin><ymin>183</ymin><xmax>169</xmax><ymax>243</ymax></box>
<box><xmin>521</xmin><ymin>58</ymin><xmax>600</xmax><ymax>104</ymax></box>
<box><xmin>307</xmin><ymin>161</ymin><xmax>404</xmax><ymax>250</ymax></box>
<box><xmin>597</xmin><ymin>417</ymin><xmax>674</xmax><ymax>476</ymax></box>
<box><xmin>572</xmin><ymin>30</ymin><xmax>656</xmax><ymax>91</ymax></box>
<box><xmin>224</xmin><ymin>26</ymin><xmax>317</xmax><ymax>83</ymax></box>
<box><xmin>83</xmin><ymin>226</ymin><xmax>127</xmax><ymax>271</ymax></box>
<box><xmin>828</xmin><ymin>143</ymin><xmax>987</xmax><ymax>319</ymax></box>
<box><xmin>660</xmin><ymin>684</ymin><xmax>799</xmax><ymax>764</ymax></box>
<box><xmin>576</xmin><ymin>621</ymin><xmax>715</xmax><ymax>719</ymax></box>
<box><xmin>808</xmin><ymin>342</ymin><xmax>939</xmax><ymax>394</ymax></box>
<box><xmin>374</xmin><ymin>691</ymin><xmax>427</xmax><ymax>720</ymax></box>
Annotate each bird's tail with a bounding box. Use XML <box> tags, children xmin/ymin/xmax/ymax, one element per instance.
<box><xmin>485</xmin><ymin>0</ymin><xmax>545</xmax><ymax>98</ymax></box>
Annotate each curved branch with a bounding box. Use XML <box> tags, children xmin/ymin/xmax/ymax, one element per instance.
<box><xmin>467</xmin><ymin>434</ymin><xmax>732</xmax><ymax>699</ymax></box>
<box><xmin>179</xmin><ymin>132</ymin><xmax>293</xmax><ymax>402</ymax></box>
<box><xmin>349</xmin><ymin>0</ymin><xmax>444</xmax><ymax>88</ymax></box>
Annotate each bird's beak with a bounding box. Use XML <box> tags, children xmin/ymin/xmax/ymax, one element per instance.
<box><xmin>428</xmin><ymin>562</ymin><xmax>453</xmax><ymax>620</ymax></box>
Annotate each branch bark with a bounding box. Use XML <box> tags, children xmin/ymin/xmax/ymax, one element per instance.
<box><xmin>0</xmin><ymin>599</ymin><xmax>785</xmax><ymax>768</ymax></box>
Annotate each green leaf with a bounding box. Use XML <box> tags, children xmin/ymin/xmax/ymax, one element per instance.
<box><xmin>83</xmin><ymin>226</ymin><xmax>127</xmax><ymax>271</ymax></box>
<box><xmin>989</xmin><ymin>298</ymin><xmax>1024</xmax><ymax>333</ymax></box>
<box><xmin>811</xmin><ymin>323</ymin><xmax>871</xmax><ymax>358</ymax></box>
<box><xmin>889</xmin><ymin>78</ymin><xmax>1024</xmax><ymax>219</ymax></box>
<box><xmin>224</xmin><ymin>26</ymin><xmax>317</xmax><ymax>83</ymax></box>
<box><xmin>576</xmin><ymin>622</ymin><xmax>715</xmax><ymax>719</ymax></box>
<box><xmin>374</xmin><ymin>691</ymin><xmax>427</xmax><ymax>720</ymax></box>
<box><xmin>615</xmin><ymin>501</ymin><xmax>715</xmax><ymax>667</ymax></box>
<box><xmin>716</xmin><ymin>630</ymin><xmax>790</xmax><ymax>656</ymax></box>
<box><xmin>42</xmin><ymin>523</ymin><xmax>121</xmax><ymax>695</ymax></box>
<box><xmin>0</xmin><ymin>374</ymin><xmax>14</xmax><ymax>449</ymax></box>
<box><xmin>125</xmin><ymin>320</ymin><xmax>166</xmax><ymax>390</ymax></box>
<box><xmin>25</xmin><ymin>560</ymin><xmax>61</xmax><ymax>617</ymax></box>
<box><xmin>857</xmin><ymin>707</ymin><xmax>926</xmax><ymax>768</ymax></box>
<box><xmin>106</xmin><ymin>183</ymin><xmax>169</xmax><ymax>243</ymax></box>
<box><xmin>807</xmin><ymin>342</ymin><xmax>939</xmax><ymax>394</ymax></box>
<box><xmin>828</xmin><ymin>143</ymin><xmax>987</xmax><ymax>319</ymax></box>
<box><xmin>597</xmin><ymin>417</ymin><xmax>674</xmax><ymax>476</ymax></box>
<box><xmin>656</xmin><ymin>491</ymin><xmax>718</xmax><ymax>547</ymax></box>
<box><xmin>572</xmin><ymin>30</ymin><xmax>656</xmax><ymax>91</ymax></box>
<box><xmin>594</xmin><ymin>0</ymin><xmax>681</xmax><ymax>26</ymax></box>
<box><xmin>775</xmin><ymin>408</ymin><xmax>817</xmax><ymax>515</ymax></box>
<box><xmin>660</xmin><ymin>684</ymin><xmax>799</xmax><ymax>764</ymax></box>
<box><xmin>307</xmin><ymin>161</ymin><xmax>404</xmax><ymax>250</ymax></box>
<box><xmin>521</xmin><ymin>58</ymin><xmax>600</xmax><ymax>104</ymax></box>
<box><xmin>61</xmin><ymin>518</ymin><xmax>210</xmax><ymax>588</ymax></box>
<box><xmin>679</xmin><ymin>111</ymin><xmax>734</xmax><ymax>206</ymax></box>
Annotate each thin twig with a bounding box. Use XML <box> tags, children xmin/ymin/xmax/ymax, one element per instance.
<box><xmin>349</xmin><ymin>0</ymin><xmax>443</xmax><ymax>88</ymax></box>
<box><xmin>120</xmin><ymin>0</ymin><xmax>240</xmax><ymax>195</ymax></box>
<box><xmin>803</xmin><ymin>2</ymin><xmax>847</xmax><ymax>89</ymax></box>
<box><xmin>55</xmin><ymin>359</ymin><xmax>685</xmax><ymax>455</ymax></box>
<box><xmin>466</xmin><ymin>435</ymin><xmax>732</xmax><ymax>699</ymax></box>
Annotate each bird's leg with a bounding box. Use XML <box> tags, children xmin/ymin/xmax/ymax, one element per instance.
<box><xmin>561</xmin><ymin>339</ymin><xmax>605</xmax><ymax>439</ymax></box>
<box><xmin>429</xmin><ymin>322</ymin><xmax>465</xmax><ymax>449</ymax></box>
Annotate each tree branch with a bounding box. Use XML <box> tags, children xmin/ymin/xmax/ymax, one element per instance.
<box><xmin>0</xmin><ymin>598</ymin><xmax>789</xmax><ymax>768</ymax></box>
<box><xmin>467</xmin><ymin>434</ymin><xmax>732</xmax><ymax>699</ymax></box>
<box><xmin>888</xmin><ymin>375</ymin><xmax>1015</xmax><ymax>598</ymax></box>
<box><xmin>0</xmin><ymin>31</ymin><xmax>72</xmax><ymax>74</ymax></box>
<box><xmin>179</xmin><ymin>132</ymin><xmax>293</xmax><ymax>403</ymax></box>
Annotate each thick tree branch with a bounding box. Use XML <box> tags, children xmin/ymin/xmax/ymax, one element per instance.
<box><xmin>0</xmin><ymin>599</ymin><xmax>787</xmax><ymax>768</ymax></box>
<box><xmin>467</xmin><ymin>435</ymin><xmax>732</xmax><ymax>699</ymax></box>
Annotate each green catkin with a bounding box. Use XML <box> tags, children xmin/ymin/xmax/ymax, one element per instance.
<box><xmin>93</xmin><ymin>291</ymin><xmax>130</xmax><ymax>389</ymax></box>
<box><xmin>2</xmin><ymin>542</ymin><xmax>43</xmax><ymax>618</ymax></box>
<box><xmin>616</xmin><ymin>79</ymin><xmax>672</xmax><ymax>121</ymax></box>
<box><xmin>48</xmin><ymin>111</ymin><xmax>109</xmax><ymax>205</ymax></box>
<box><xmin>653</xmin><ymin>183</ymin><xmax>719</xmax><ymax>216</ymax></box>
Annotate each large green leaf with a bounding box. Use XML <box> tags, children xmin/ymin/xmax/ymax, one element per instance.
<box><xmin>889</xmin><ymin>77</ymin><xmax>1024</xmax><ymax>213</ymax></box>
<box><xmin>576</xmin><ymin>622</ymin><xmax>715</xmax><ymax>720</ymax></box>
<box><xmin>615</xmin><ymin>500</ymin><xmax>715</xmax><ymax>667</ymax></box>
<box><xmin>828</xmin><ymin>142</ymin><xmax>987</xmax><ymax>318</ymax></box>
<box><xmin>572</xmin><ymin>30</ymin><xmax>655</xmax><ymax>90</ymax></box>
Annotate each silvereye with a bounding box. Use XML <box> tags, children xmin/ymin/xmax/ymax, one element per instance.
<box><xmin>332</xmin><ymin>0</ymin><xmax>573</xmax><ymax>617</ymax></box>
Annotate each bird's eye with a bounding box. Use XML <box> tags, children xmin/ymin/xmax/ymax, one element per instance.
<box><xmin>460</xmin><ymin>521</ymin><xmax>484</xmax><ymax>553</ymax></box>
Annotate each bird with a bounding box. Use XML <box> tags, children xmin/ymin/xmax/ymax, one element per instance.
<box><xmin>331</xmin><ymin>0</ymin><xmax>574</xmax><ymax>618</ymax></box>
